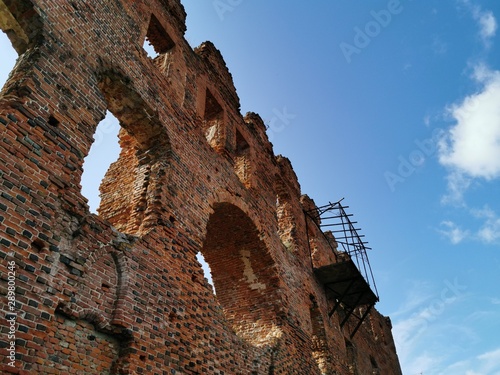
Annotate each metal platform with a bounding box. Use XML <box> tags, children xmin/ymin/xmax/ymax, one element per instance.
<box><xmin>314</xmin><ymin>260</ymin><xmax>378</xmax><ymax>309</ymax></box>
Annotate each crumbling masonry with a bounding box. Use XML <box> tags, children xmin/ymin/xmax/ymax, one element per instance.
<box><xmin>0</xmin><ymin>0</ymin><xmax>402</xmax><ymax>374</ymax></box>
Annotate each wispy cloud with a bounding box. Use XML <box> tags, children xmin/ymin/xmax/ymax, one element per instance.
<box><xmin>442</xmin><ymin>347</ymin><xmax>500</xmax><ymax>375</ymax></box>
<box><xmin>432</xmin><ymin>35</ymin><xmax>448</xmax><ymax>55</ymax></box>
<box><xmin>440</xmin><ymin>171</ymin><xmax>472</xmax><ymax>207</ymax></box>
<box><xmin>393</xmin><ymin>310</ymin><xmax>442</xmax><ymax>374</ymax></box>
<box><xmin>392</xmin><ymin>279</ymin><xmax>468</xmax><ymax>374</ymax></box>
<box><xmin>438</xmin><ymin>205</ymin><xmax>500</xmax><ymax>245</ymax></box>
<box><xmin>437</xmin><ymin>220</ymin><xmax>469</xmax><ymax>244</ymax></box>
<box><xmin>471</xmin><ymin>206</ymin><xmax>500</xmax><ymax>244</ymax></box>
<box><xmin>391</xmin><ymin>280</ymin><xmax>434</xmax><ymax>317</ymax></box>
<box><xmin>460</xmin><ymin>0</ymin><xmax>497</xmax><ymax>47</ymax></box>
<box><xmin>477</xmin><ymin>348</ymin><xmax>500</xmax><ymax>373</ymax></box>
<box><xmin>475</xmin><ymin>9</ymin><xmax>497</xmax><ymax>46</ymax></box>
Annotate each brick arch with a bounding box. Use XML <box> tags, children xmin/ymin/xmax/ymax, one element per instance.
<box><xmin>201</xmin><ymin>201</ymin><xmax>284</xmax><ymax>345</ymax></box>
<box><xmin>95</xmin><ymin>69</ymin><xmax>172</xmax><ymax>234</ymax></box>
<box><xmin>86</xmin><ymin>246</ymin><xmax>132</xmax><ymax>328</ymax></box>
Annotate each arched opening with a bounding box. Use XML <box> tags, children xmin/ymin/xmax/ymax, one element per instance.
<box><xmin>201</xmin><ymin>202</ymin><xmax>282</xmax><ymax>344</ymax></box>
<box><xmin>85</xmin><ymin>71</ymin><xmax>171</xmax><ymax>234</ymax></box>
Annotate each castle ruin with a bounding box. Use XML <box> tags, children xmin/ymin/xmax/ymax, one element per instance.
<box><xmin>0</xmin><ymin>0</ymin><xmax>402</xmax><ymax>373</ymax></box>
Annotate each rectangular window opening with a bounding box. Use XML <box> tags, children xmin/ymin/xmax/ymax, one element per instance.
<box><xmin>143</xmin><ymin>14</ymin><xmax>175</xmax><ymax>59</ymax></box>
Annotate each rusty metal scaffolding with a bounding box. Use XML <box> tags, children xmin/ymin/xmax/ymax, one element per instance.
<box><xmin>305</xmin><ymin>198</ymin><xmax>379</xmax><ymax>338</ymax></box>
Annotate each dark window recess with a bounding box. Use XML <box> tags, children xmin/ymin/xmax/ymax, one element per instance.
<box><xmin>204</xmin><ymin>89</ymin><xmax>223</xmax><ymax>123</ymax></box>
<box><xmin>203</xmin><ymin>89</ymin><xmax>224</xmax><ymax>147</ymax></box>
<box><xmin>144</xmin><ymin>14</ymin><xmax>175</xmax><ymax>56</ymax></box>
<box><xmin>235</xmin><ymin>130</ymin><xmax>249</xmax><ymax>154</ymax></box>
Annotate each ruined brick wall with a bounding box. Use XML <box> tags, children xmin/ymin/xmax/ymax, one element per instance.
<box><xmin>0</xmin><ymin>0</ymin><xmax>402</xmax><ymax>374</ymax></box>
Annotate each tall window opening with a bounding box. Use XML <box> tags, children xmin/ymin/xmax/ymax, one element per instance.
<box><xmin>196</xmin><ymin>251</ymin><xmax>215</xmax><ymax>293</ymax></box>
<box><xmin>81</xmin><ymin>112</ymin><xmax>121</xmax><ymax>213</ymax></box>
<box><xmin>201</xmin><ymin>202</ymin><xmax>282</xmax><ymax>344</ymax></box>
<box><xmin>370</xmin><ymin>355</ymin><xmax>380</xmax><ymax>375</ymax></box>
<box><xmin>0</xmin><ymin>31</ymin><xmax>19</xmax><ymax>92</ymax></box>
<box><xmin>83</xmin><ymin>72</ymin><xmax>171</xmax><ymax>235</ymax></box>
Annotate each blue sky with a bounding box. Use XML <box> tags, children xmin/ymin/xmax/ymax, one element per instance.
<box><xmin>1</xmin><ymin>1</ymin><xmax>500</xmax><ymax>374</ymax></box>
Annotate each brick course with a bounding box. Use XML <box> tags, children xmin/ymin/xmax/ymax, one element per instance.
<box><xmin>0</xmin><ymin>0</ymin><xmax>402</xmax><ymax>374</ymax></box>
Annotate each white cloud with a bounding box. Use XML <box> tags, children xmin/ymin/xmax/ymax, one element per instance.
<box><xmin>438</xmin><ymin>64</ymin><xmax>500</xmax><ymax>245</ymax></box>
<box><xmin>438</xmin><ymin>64</ymin><xmax>500</xmax><ymax>180</ymax></box>
<box><xmin>437</xmin><ymin>220</ymin><xmax>469</xmax><ymax>244</ymax></box>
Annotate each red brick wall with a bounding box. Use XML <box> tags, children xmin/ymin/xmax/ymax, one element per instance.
<box><xmin>0</xmin><ymin>0</ymin><xmax>402</xmax><ymax>374</ymax></box>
